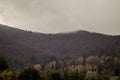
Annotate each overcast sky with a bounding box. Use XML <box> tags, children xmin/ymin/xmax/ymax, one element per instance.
<box><xmin>0</xmin><ymin>0</ymin><xmax>120</xmax><ymax>35</ymax></box>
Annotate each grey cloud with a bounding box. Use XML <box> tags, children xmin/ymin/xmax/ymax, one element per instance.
<box><xmin>0</xmin><ymin>0</ymin><xmax>120</xmax><ymax>34</ymax></box>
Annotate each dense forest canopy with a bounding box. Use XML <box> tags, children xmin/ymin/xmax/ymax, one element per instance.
<box><xmin>0</xmin><ymin>24</ymin><xmax>120</xmax><ymax>80</ymax></box>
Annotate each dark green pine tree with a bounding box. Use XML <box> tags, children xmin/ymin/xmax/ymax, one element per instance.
<box><xmin>0</xmin><ymin>56</ymin><xmax>9</xmax><ymax>71</ymax></box>
<box><xmin>69</xmin><ymin>70</ymin><xmax>85</xmax><ymax>80</ymax></box>
<box><xmin>63</xmin><ymin>70</ymin><xmax>69</xmax><ymax>80</ymax></box>
<box><xmin>18</xmin><ymin>67</ymin><xmax>41</xmax><ymax>80</ymax></box>
<box><xmin>69</xmin><ymin>71</ymin><xmax>81</xmax><ymax>80</ymax></box>
<box><xmin>49</xmin><ymin>72</ymin><xmax>62</xmax><ymax>80</ymax></box>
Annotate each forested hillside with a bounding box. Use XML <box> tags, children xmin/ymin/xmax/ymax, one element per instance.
<box><xmin>0</xmin><ymin>24</ymin><xmax>120</xmax><ymax>80</ymax></box>
<box><xmin>0</xmin><ymin>24</ymin><xmax>120</xmax><ymax>70</ymax></box>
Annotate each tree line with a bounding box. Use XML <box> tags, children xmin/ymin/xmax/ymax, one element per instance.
<box><xmin>0</xmin><ymin>56</ymin><xmax>120</xmax><ymax>80</ymax></box>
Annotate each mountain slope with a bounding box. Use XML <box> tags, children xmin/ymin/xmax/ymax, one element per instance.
<box><xmin>0</xmin><ymin>24</ymin><xmax>120</xmax><ymax>69</ymax></box>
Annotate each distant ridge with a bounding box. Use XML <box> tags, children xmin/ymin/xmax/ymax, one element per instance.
<box><xmin>1</xmin><ymin>24</ymin><xmax>119</xmax><ymax>36</ymax></box>
<box><xmin>0</xmin><ymin>24</ymin><xmax>120</xmax><ymax>69</ymax></box>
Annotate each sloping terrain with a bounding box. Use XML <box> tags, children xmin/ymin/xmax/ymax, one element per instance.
<box><xmin>0</xmin><ymin>24</ymin><xmax>120</xmax><ymax>69</ymax></box>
